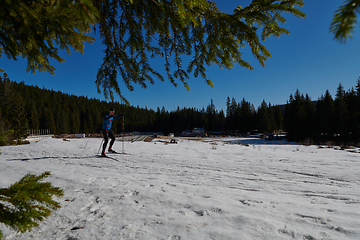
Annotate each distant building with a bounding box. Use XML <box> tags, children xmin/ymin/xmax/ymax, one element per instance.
<box><xmin>181</xmin><ymin>129</ymin><xmax>191</xmax><ymax>136</ymax></box>
<box><xmin>191</xmin><ymin>128</ymin><xmax>207</xmax><ymax>137</ymax></box>
<box><xmin>192</xmin><ymin>128</ymin><xmax>205</xmax><ymax>134</ymax></box>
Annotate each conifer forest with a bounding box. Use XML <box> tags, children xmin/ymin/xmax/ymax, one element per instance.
<box><xmin>1</xmin><ymin>73</ymin><xmax>360</xmax><ymax>145</ymax></box>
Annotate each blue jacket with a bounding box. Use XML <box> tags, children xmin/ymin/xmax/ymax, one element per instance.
<box><xmin>102</xmin><ymin>113</ymin><xmax>123</xmax><ymax>130</ymax></box>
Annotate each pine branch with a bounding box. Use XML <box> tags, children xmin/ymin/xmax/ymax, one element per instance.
<box><xmin>330</xmin><ymin>0</ymin><xmax>360</xmax><ymax>43</ymax></box>
<box><xmin>0</xmin><ymin>172</ymin><xmax>64</xmax><ymax>238</ymax></box>
<box><xmin>0</xmin><ymin>0</ymin><xmax>98</xmax><ymax>74</ymax></box>
<box><xmin>95</xmin><ymin>0</ymin><xmax>306</xmax><ymax>102</ymax></box>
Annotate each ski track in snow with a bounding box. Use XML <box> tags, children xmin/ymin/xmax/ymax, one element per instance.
<box><xmin>0</xmin><ymin>137</ymin><xmax>360</xmax><ymax>240</ymax></box>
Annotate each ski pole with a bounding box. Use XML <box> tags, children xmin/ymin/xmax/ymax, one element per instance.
<box><xmin>122</xmin><ymin>113</ymin><xmax>125</xmax><ymax>154</ymax></box>
<box><xmin>97</xmin><ymin>138</ymin><xmax>104</xmax><ymax>155</ymax></box>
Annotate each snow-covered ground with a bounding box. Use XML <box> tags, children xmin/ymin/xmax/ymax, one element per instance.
<box><xmin>0</xmin><ymin>137</ymin><xmax>359</xmax><ymax>240</ymax></box>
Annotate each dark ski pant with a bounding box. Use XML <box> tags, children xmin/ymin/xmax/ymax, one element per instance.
<box><xmin>102</xmin><ymin>129</ymin><xmax>115</xmax><ymax>153</ymax></box>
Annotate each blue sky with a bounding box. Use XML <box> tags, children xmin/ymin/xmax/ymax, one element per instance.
<box><xmin>1</xmin><ymin>0</ymin><xmax>360</xmax><ymax>113</ymax></box>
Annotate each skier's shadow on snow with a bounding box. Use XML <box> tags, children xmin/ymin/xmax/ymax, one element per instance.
<box><xmin>7</xmin><ymin>156</ymin><xmax>92</xmax><ymax>161</ymax></box>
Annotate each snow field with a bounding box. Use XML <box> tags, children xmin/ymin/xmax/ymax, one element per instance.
<box><xmin>0</xmin><ymin>137</ymin><xmax>359</xmax><ymax>239</ymax></box>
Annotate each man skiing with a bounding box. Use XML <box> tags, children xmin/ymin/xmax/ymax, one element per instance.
<box><xmin>101</xmin><ymin>108</ymin><xmax>124</xmax><ymax>157</ymax></box>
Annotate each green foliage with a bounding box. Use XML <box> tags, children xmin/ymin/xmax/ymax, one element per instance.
<box><xmin>0</xmin><ymin>130</ymin><xmax>14</xmax><ymax>147</ymax></box>
<box><xmin>0</xmin><ymin>0</ymin><xmax>306</xmax><ymax>103</ymax></box>
<box><xmin>0</xmin><ymin>0</ymin><xmax>98</xmax><ymax>73</ymax></box>
<box><xmin>0</xmin><ymin>171</ymin><xmax>64</xmax><ymax>239</ymax></box>
<box><xmin>330</xmin><ymin>0</ymin><xmax>360</xmax><ymax>43</ymax></box>
<box><xmin>96</xmin><ymin>0</ymin><xmax>306</xmax><ymax>103</ymax></box>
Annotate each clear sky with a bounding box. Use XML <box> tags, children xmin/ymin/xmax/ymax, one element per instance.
<box><xmin>1</xmin><ymin>0</ymin><xmax>360</xmax><ymax>113</ymax></box>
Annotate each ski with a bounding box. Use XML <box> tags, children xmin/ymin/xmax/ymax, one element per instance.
<box><xmin>107</xmin><ymin>152</ymin><xmax>128</xmax><ymax>155</ymax></box>
<box><xmin>107</xmin><ymin>150</ymin><xmax>131</xmax><ymax>155</ymax></box>
<box><xmin>95</xmin><ymin>154</ymin><xmax>119</xmax><ymax>161</ymax></box>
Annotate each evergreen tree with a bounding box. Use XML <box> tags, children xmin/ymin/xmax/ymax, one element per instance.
<box><xmin>12</xmin><ymin>93</ymin><xmax>28</xmax><ymax>139</ymax></box>
<box><xmin>206</xmin><ymin>99</ymin><xmax>216</xmax><ymax>131</ymax></box>
<box><xmin>0</xmin><ymin>74</ymin><xmax>13</xmax><ymax>128</ymax></box>
<box><xmin>284</xmin><ymin>90</ymin><xmax>313</xmax><ymax>141</ymax></box>
<box><xmin>28</xmin><ymin>101</ymin><xmax>40</xmax><ymax>130</ymax></box>
<box><xmin>239</xmin><ymin>98</ymin><xmax>253</xmax><ymax>132</ymax></box>
<box><xmin>225</xmin><ymin>97</ymin><xmax>257</xmax><ymax>133</ymax></box>
<box><xmin>292</xmin><ymin>90</ymin><xmax>306</xmax><ymax>139</ymax></box>
<box><xmin>0</xmin><ymin>74</ymin><xmax>28</xmax><ymax>139</ymax></box>
<box><xmin>218</xmin><ymin>110</ymin><xmax>225</xmax><ymax>132</ymax></box>
<box><xmin>268</xmin><ymin>103</ymin><xmax>277</xmax><ymax>133</ymax></box>
<box><xmin>40</xmin><ymin>106</ymin><xmax>56</xmax><ymax>134</ymax></box>
<box><xmin>257</xmin><ymin>100</ymin><xmax>270</xmax><ymax>133</ymax></box>
<box><xmin>226</xmin><ymin>97</ymin><xmax>231</xmax><ymax>118</ymax></box>
<box><xmin>335</xmin><ymin>83</ymin><xmax>348</xmax><ymax>139</ymax></box>
<box><xmin>225</xmin><ymin>97</ymin><xmax>233</xmax><ymax>131</ymax></box>
<box><xmin>273</xmin><ymin>105</ymin><xmax>284</xmax><ymax>131</ymax></box>
<box><xmin>315</xmin><ymin>90</ymin><xmax>335</xmax><ymax>139</ymax></box>
<box><xmin>356</xmin><ymin>77</ymin><xmax>360</xmax><ymax>96</ymax></box>
<box><xmin>63</xmin><ymin>109</ymin><xmax>71</xmax><ymax>134</ymax></box>
<box><xmin>347</xmin><ymin>77</ymin><xmax>360</xmax><ymax>141</ymax></box>
<box><xmin>303</xmin><ymin>94</ymin><xmax>316</xmax><ymax>139</ymax></box>
<box><xmin>345</xmin><ymin>87</ymin><xmax>360</xmax><ymax>141</ymax></box>
<box><xmin>230</xmin><ymin>97</ymin><xmax>240</xmax><ymax>131</ymax></box>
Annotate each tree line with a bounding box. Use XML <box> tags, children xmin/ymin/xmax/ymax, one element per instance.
<box><xmin>0</xmin><ymin>73</ymin><xmax>283</xmax><ymax>140</ymax></box>
<box><xmin>285</xmin><ymin>80</ymin><xmax>360</xmax><ymax>143</ymax></box>
<box><xmin>1</xmin><ymin>73</ymin><xmax>360</xmax><ymax>144</ymax></box>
